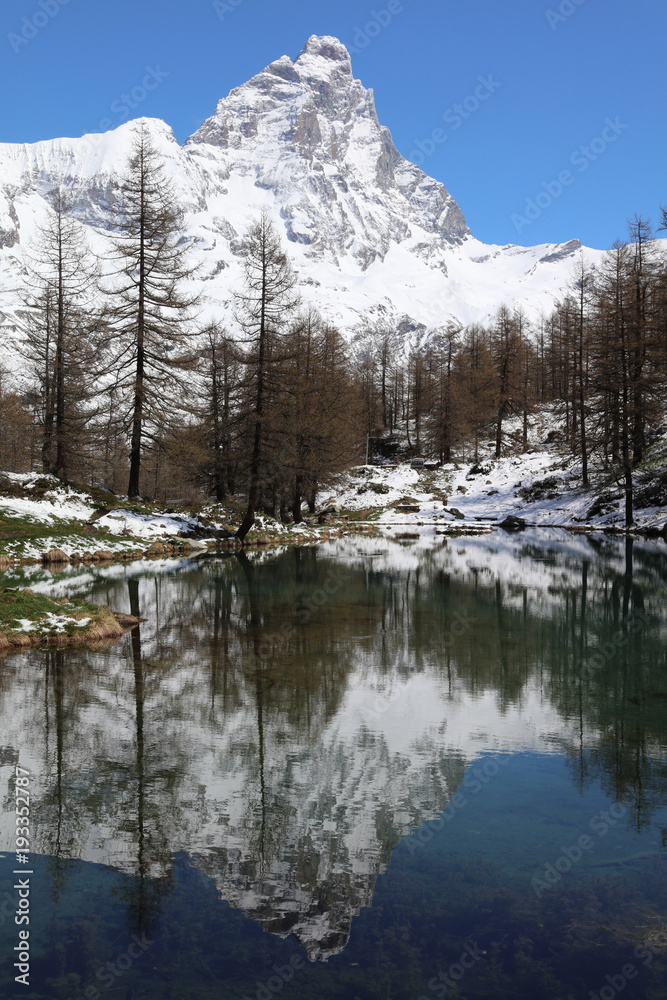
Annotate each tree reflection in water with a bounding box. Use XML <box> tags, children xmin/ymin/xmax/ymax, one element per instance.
<box><xmin>0</xmin><ymin>531</ymin><xmax>665</xmax><ymax>995</ymax></box>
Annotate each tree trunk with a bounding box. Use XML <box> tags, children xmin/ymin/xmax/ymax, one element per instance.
<box><xmin>495</xmin><ymin>405</ymin><xmax>503</xmax><ymax>459</ymax></box>
<box><xmin>621</xmin><ymin>349</ymin><xmax>633</xmax><ymax>528</ymax></box>
<box><xmin>128</xmin><ymin>211</ymin><xmax>146</xmax><ymax>499</ymax></box>
<box><xmin>237</xmin><ymin>490</ymin><xmax>256</xmax><ymax>542</ymax></box>
<box><xmin>53</xmin><ymin>237</ymin><xmax>66</xmax><ymax>480</ymax></box>
<box><xmin>128</xmin><ymin>346</ymin><xmax>144</xmax><ymax>498</ymax></box>
<box><xmin>292</xmin><ymin>477</ymin><xmax>303</xmax><ymax>524</ymax></box>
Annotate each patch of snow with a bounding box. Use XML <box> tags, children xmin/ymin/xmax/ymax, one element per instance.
<box><xmin>12</xmin><ymin>612</ymin><xmax>91</xmax><ymax>634</ymax></box>
<box><xmin>95</xmin><ymin>509</ymin><xmax>199</xmax><ymax>538</ymax></box>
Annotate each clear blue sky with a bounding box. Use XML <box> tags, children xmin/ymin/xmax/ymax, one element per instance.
<box><xmin>1</xmin><ymin>0</ymin><xmax>665</xmax><ymax>250</ymax></box>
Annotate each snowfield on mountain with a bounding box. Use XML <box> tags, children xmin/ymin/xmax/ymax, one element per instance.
<box><xmin>0</xmin><ymin>35</ymin><xmax>621</xmax><ymax>350</ymax></box>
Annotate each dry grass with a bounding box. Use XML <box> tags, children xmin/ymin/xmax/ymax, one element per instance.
<box><xmin>0</xmin><ymin>589</ymin><xmax>142</xmax><ymax>656</ymax></box>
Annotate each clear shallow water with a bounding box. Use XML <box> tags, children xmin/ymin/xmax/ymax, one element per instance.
<box><xmin>0</xmin><ymin>530</ymin><xmax>666</xmax><ymax>999</ymax></box>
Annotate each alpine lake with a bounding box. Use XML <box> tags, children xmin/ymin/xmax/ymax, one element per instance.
<box><xmin>0</xmin><ymin>528</ymin><xmax>666</xmax><ymax>1000</ymax></box>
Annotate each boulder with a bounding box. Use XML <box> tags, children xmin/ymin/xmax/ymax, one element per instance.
<box><xmin>185</xmin><ymin>539</ymin><xmax>209</xmax><ymax>552</ymax></box>
<box><xmin>448</xmin><ymin>508</ymin><xmax>465</xmax><ymax>520</ymax></box>
<box><xmin>213</xmin><ymin>527</ymin><xmax>235</xmax><ymax>539</ymax></box>
<box><xmin>42</xmin><ymin>548</ymin><xmax>69</xmax><ymax>564</ymax></box>
<box><xmin>500</xmin><ymin>515</ymin><xmax>527</xmax><ymax>532</ymax></box>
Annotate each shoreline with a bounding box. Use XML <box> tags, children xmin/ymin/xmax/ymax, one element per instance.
<box><xmin>0</xmin><ymin>459</ymin><xmax>665</xmax><ymax>578</ymax></box>
<box><xmin>1</xmin><ymin>518</ymin><xmax>664</xmax><ymax>652</ymax></box>
<box><xmin>0</xmin><ymin>593</ymin><xmax>143</xmax><ymax>656</ymax></box>
<box><xmin>0</xmin><ymin>517</ymin><xmax>665</xmax><ymax>573</ymax></box>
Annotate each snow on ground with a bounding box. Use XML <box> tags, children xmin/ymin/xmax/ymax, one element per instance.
<box><xmin>11</xmin><ymin>614</ymin><xmax>91</xmax><ymax>634</ymax></box>
<box><xmin>0</xmin><ymin>475</ymin><xmax>219</xmax><ymax>560</ymax></box>
<box><xmin>0</xmin><ymin>403</ymin><xmax>665</xmax><ymax>568</ymax></box>
<box><xmin>325</xmin><ymin>407</ymin><xmax>667</xmax><ymax>532</ymax></box>
<box><xmin>0</xmin><ymin>477</ymin><xmax>94</xmax><ymax>523</ymax></box>
<box><xmin>326</xmin><ymin>455</ymin><xmax>560</xmax><ymax>526</ymax></box>
<box><xmin>95</xmin><ymin>509</ymin><xmax>201</xmax><ymax>538</ymax></box>
<box><xmin>0</xmin><ymin>533</ymin><xmax>138</xmax><ymax>562</ymax></box>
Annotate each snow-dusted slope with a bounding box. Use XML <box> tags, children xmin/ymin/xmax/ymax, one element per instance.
<box><xmin>0</xmin><ymin>35</ymin><xmax>606</xmax><ymax>345</ymax></box>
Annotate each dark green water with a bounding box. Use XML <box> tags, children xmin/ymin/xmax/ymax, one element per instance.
<box><xmin>0</xmin><ymin>530</ymin><xmax>666</xmax><ymax>999</ymax></box>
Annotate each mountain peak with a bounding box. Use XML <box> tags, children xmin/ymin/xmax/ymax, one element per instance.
<box><xmin>294</xmin><ymin>35</ymin><xmax>353</xmax><ymax>78</ymax></box>
<box><xmin>177</xmin><ymin>33</ymin><xmax>469</xmax><ymax>270</ymax></box>
<box><xmin>0</xmin><ymin>37</ymin><xmax>601</xmax><ymax>342</ymax></box>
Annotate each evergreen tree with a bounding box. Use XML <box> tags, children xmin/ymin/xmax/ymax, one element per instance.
<box><xmin>104</xmin><ymin>122</ymin><xmax>199</xmax><ymax>498</ymax></box>
<box><xmin>234</xmin><ymin>211</ymin><xmax>299</xmax><ymax>539</ymax></box>
<box><xmin>490</xmin><ymin>305</ymin><xmax>523</xmax><ymax>458</ymax></box>
<box><xmin>19</xmin><ymin>188</ymin><xmax>100</xmax><ymax>479</ymax></box>
<box><xmin>0</xmin><ymin>366</ymin><xmax>31</xmax><ymax>472</ymax></box>
<box><xmin>199</xmin><ymin>324</ymin><xmax>240</xmax><ymax>502</ymax></box>
<box><xmin>279</xmin><ymin>310</ymin><xmax>360</xmax><ymax>521</ymax></box>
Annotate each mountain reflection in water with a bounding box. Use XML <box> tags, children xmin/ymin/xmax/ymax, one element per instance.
<box><xmin>0</xmin><ymin>530</ymin><xmax>666</xmax><ymax>998</ymax></box>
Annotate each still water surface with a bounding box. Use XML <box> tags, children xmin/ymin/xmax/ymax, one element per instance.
<box><xmin>0</xmin><ymin>530</ymin><xmax>666</xmax><ymax>999</ymax></box>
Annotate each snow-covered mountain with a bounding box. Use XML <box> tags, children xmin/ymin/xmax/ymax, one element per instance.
<box><xmin>0</xmin><ymin>35</ymin><xmax>603</xmax><ymax>346</ymax></box>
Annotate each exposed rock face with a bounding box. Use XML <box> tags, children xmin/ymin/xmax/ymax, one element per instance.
<box><xmin>0</xmin><ymin>201</ymin><xmax>19</xmax><ymax>248</ymax></box>
<box><xmin>0</xmin><ymin>35</ymin><xmax>609</xmax><ymax>348</ymax></box>
<box><xmin>185</xmin><ymin>34</ymin><xmax>469</xmax><ymax>270</ymax></box>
